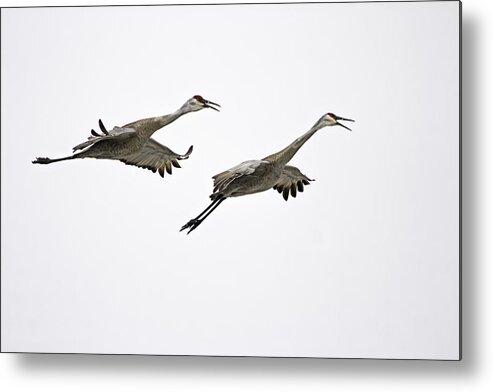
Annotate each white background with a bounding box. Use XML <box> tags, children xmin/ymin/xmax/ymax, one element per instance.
<box><xmin>1</xmin><ymin>0</ymin><xmax>459</xmax><ymax>359</ymax></box>
<box><xmin>0</xmin><ymin>0</ymin><xmax>491</xmax><ymax>390</ymax></box>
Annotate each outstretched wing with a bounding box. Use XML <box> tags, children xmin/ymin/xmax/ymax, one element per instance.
<box><xmin>212</xmin><ymin>160</ymin><xmax>267</xmax><ymax>194</ymax></box>
<box><xmin>273</xmin><ymin>165</ymin><xmax>314</xmax><ymax>201</ymax></box>
<box><xmin>118</xmin><ymin>138</ymin><xmax>193</xmax><ymax>177</ymax></box>
<box><xmin>72</xmin><ymin>119</ymin><xmax>137</xmax><ymax>152</ymax></box>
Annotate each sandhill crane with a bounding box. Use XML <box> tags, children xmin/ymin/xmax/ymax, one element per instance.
<box><xmin>32</xmin><ymin>95</ymin><xmax>220</xmax><ymax>178</ymax></box>
<box><xmin>180</xmin><ymin>112</ymin><xmax>354</xmax><ymax>234</ymax></box>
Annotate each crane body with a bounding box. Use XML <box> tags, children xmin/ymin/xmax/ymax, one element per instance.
<box><xmin>33</xmin><ymin>95</ymin><xmax>220</xmax><ymax>177</ymax></box>
<box><xmin>181</xmin><ymin>112</ymin><xmax>354</xmax><ymax>234</ymax></box>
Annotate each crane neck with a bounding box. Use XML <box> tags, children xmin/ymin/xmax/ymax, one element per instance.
<box><xmin>139</xmin><ymin>105</ymin><xmax>191</xmax><ymax>139</ymax></box>
<box><xmin>263</xmin><ymin>121</ymin><xmax>324</xmax><ymax>167</ymax></box>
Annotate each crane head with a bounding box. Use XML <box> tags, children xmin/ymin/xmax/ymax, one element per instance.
<box><xmin>186</xmin><ymin>95</ymin><xmax>221</xmax><ymax>112</ymax></box>
<box><xmin>321</xmin><ymin>112</ymin><xmax>355</xmax><ymax>131</ymax></box>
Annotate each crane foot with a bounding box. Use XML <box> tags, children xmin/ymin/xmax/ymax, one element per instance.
<box><xmin>32</xmin><ymin>157</ymin><xmax>53</xmax><ymax>164</ymax></box>
<box><xmin>180</xmin><ymin>219</ymin><xmax>201</xmax><ymax>234</ymax></box>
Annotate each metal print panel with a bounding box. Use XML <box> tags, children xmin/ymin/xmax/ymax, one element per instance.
<box><xmin>1</xmin><ymin>1</ymin><xmax>461</xmax><ymax>359</ymax></box>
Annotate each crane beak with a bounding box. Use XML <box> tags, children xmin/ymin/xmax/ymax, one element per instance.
<box><xmin>335</xmin><ymin>115</ymin><xmax>354</xmax><ymax>131</ymax></box>
<box><xmin>203</xmin><ymin>99</ymin><xmax>221</xmax><ymax>112</ymax></box>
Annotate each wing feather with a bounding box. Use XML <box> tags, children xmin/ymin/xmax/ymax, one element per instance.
<box><xmin>212</xmin><ymin>160</ymin><xmax>266</xmax><ymax>195</ymax></box>
<box><xmin>273</xmin><ymin>165</ymin><xmax>314</xmax><ymax>201</ymax></box>
<box><xmin>119</xmin><ymin>138</ymin><xmax>193</xmax><ymax>178</ymax></box>
<box><xmin>72</xmin><ymin>121</ymin><xmax>137</xmax><ymax>152</ymax></box>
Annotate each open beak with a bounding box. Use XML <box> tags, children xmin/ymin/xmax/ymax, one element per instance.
<box><xmin>203</xmin><ymin>99</ymin><xmax>221</xmax><ymax>112</ymax></box>
<box><xmin>335</xmin><ymin>115</ymin><xmax>354</xmax><ymax>131</ymax></box>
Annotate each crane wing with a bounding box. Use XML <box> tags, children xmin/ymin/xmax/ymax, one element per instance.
<box><xmin>212</xmin><ymin>160</ymin><xmax>267</xmax><ymax>194</ymax></box>
<box><xmin>273</xmin><ymin>165</ymin><xmax>314</xmax><ymax>201</ymax></box>
<box><xmin>118</xmin><ymin>138</ymin><xmax>193</xmax><ymax>177</ymax></box>
<box><xmin>72</xmin><ymin>120</ymin><xmax>137</xmax><ymax>152</ymax></box>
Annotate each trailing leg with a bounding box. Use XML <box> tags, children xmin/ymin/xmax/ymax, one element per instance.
<box><xmin>180</xmin><ymin>197</ymin><xmax>226</xmax><ymax>234</ymax></box>
<box><xmin>32</xmin><ymin>155</ymin><xmax>78</xmax><ymax>164</ymax></box>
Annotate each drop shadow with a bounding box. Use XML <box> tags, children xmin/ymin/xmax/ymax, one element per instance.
<box><xmin>7</xmin><ymin>353</ymin><xmax>471</xmax><ymax>380</ymax></box>
<box><xmin>460</xmin><ymin>9</ymin><xmax>479</xmax><ymax>376</ymax></box>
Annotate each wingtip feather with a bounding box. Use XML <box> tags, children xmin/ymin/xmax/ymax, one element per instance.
<box><xmin>178</xmin><ymin>145</ymin><xmax>193</xmax><ymax>160</ymax></box>
<box><xmin>98</xmin><ymin>119</ymin><xmax>109</xmax><ymax>135</ymax></box>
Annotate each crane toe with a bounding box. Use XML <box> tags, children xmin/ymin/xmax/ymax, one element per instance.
<box><xmin>180</xmin><ymin>219</ymin><xmax>198</xmax><ymax>232</ymax></box>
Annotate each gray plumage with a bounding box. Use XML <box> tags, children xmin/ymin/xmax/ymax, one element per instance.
<box><xmin>273</xmin><ymin>165</ymin><xmax>314</xmax><ymax>201</ymax></box>
<box><xmin>181</xmin><ymin>112</ymin><xmax>354</xmax><ymax>234</ymax></box>
<box><xmin>32</xmin><ymin>95</ymin><xmax>220</xmax><ymax>178</ymax></box>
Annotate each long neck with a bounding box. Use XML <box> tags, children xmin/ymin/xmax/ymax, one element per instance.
<box><xmin>139</xmin><ymin>105</ymin><xmax>191</xmax><ymax>139</ymax></box>
<box><xmin>263</xmin><ymin>122</ymin><xmax>323</xmax><ymax>167</ymax></box>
